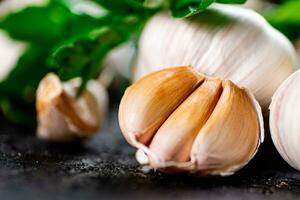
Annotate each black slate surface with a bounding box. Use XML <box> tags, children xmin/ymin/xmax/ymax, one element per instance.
<box><xmin>0</xmin><ymin>106</ymin><xmax>300</xmax><ymax>200</ymax></box>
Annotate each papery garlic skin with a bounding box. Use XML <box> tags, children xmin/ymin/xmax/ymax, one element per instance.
<box><xmin>270</xmin><ymin>69</ymin><xmax>300</xmax><ymax>171</ymax></box>
<box><xmin>242</xmin><ymin>0</ymin><xmax>270</xmax><ymax>11</ymax></box>
<box><xmin>36</xmin><ymin>73</ymin><xmax>108</xmax><ymax>141</ymax></box>
<box><xmin>100</xmin><ymin>42</ymin><xmax>136</xmax><ymax>85</ymax></box>
<box><xmin>135</xmin><ymin>4</ymin><xmax>298</xmax><ymax>108</ymax></box>
<box><xmin>119</xmin><ymin>66</ymin><xmax>264</xmax><ymax>175</ymax></box>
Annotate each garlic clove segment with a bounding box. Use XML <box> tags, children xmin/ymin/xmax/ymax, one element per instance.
<box><xmin>269</xmin><ymin>69</ymin><xmax>300</xmax><ymax>171</ymax></box>
<box><xmin>119</xmin><ymin>67</ymin><xmax>204</xmax><ymax>145</ymax></box>
<box><xmin>135</xmin><ymin>4</ymin><xmax>299</xmax><ymax>108</ymax></box>
<box><xmin>36</xmin><ymin>73</ymin><xmax>108</xmax><ymax>141</ymax></box>
<box><xmin>149</xmin><ymin>78</ymin><xmax>222</xmax><ymax>165</ymax></box>
<box><xmin>119</xmin><ymin>66</ymin><xmax>264</xmax><ymax>175</ymax></box>
<box><xmin>191</xmin><ymin>80</ymin><xmax>260</xmax><ymax>175</ymax></box>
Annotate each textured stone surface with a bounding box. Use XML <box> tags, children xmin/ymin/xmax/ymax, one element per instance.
<box><xmin>0</xmin><ymin>107</ymin><xmax>300</xmax><ymax>200</ymax></box>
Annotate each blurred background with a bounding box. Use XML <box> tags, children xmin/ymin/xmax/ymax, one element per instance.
<box><xmin>0</xmin><ymin>0</ymin><xmax>300</xmax><ymax>126</ymax></box>
<box><xmin>0</xmin><ymin>0</ymin><xmax>299</xmax><ymax>127</ymax></box>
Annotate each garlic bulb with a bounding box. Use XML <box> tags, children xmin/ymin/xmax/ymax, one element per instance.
<box><xmin>36</xmin><ymin>73</ymin><xmax>108</xmax><ymax>141</ymax></box>
<box><xmin>100</xmin><ymin>42</ymin><xmax>136</xmax><ymax>84</ymax></box>
<box><xmin>242</xmin><ymin>0</ymin><xmax>270</xmax><ymax>11</ymax></box>
<box><xmin>135</xmin><ymin>4</ymin><xmax>298</xmax><ymax>108</ymax></box>
<box><xmin>119</xmin><ymin>66</ymin><xmax>264</xmax><ymax>175</ymax></box>
<box><xmin>269</xmin><ymin>69</ymin><xmax>300</xmax><ymax>171</ymax></box>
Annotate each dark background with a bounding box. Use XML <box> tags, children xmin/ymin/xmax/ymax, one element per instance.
<box><xmin>0</xmin><ymin>106</ymin><xmax>299</xmax><ymax>200</ymax></box>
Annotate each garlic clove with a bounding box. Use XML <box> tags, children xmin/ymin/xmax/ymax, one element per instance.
<box><xmin>190</xmin><ymin>80</ymin><xmax>260</xmax><ymax>175</ymax></box>
<box><xmin>36</xmin><ymin>73</ymin><xmax>108</xmax><ymax>141</ymax></box>
<box><xmin>37</xmin><ymin>73</ymin><xmax>72</xmax><ymax>141</ymax></box>
<box><xmin>119</xmin><ymin>66</ymin><xmax>204</xmax><ymax>145</ymax></box>
<box><xmin>119</xmin><ymin>66</ymin><xmax>264</xmax><ymax>175</ymax></box>
<box><xmin>149</xmin><ymin>78</ymin><xmax>222</xmax><ymax>166</ymax></box>
<box><xmin>269</xmin><ymin>69</ymin><xmax>300</xmax><ymax>171</ymax></box>
<box><xmin>134</xmin><ymin>5</ymin><xmax>299</xmax><ymax>108</ymax></box>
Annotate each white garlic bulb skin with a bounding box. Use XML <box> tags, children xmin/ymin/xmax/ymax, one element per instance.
<box><xmin>135</xmin><ymin>4</ymin><xmax>299</xmax><ymax>108</ymax></box>
<box><xmin>269</xmin><ymin>69</ymin><xmax>300</xmax><ymax>171</ymax></box>
<box><xmin>100</xmin><ymin>42</ymin><xmax>136</xmax><ymax>85</ymax></box>
<box><xmin>36</xmin><ymin>73</ymin><xmax>108</xmax><ymax>142</ymax></box>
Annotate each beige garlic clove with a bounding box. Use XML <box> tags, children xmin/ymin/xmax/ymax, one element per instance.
<box><xmin>149</xmin><ymin>78</ymin><xmax>222</xmax><ymax>165</ymax></box>
<box><xmin>135</xmin><ymin>5</ymin><xmax>299</xmax><ymax>108</ymax></box>
<box><xmin>190</xmin><ymin>80</ymin><xmax>261</xmax><ymax>175</ymax></box>
<box><xmin>119</xmin><ymin>66</ymin><xmax>264</xmax><ymax>175</ymax></box>
<box><xmin>269</xmin><ymin>69</ymin><xmax>300</xmax><ymax>171</ymax></box>
<box><xmin>36</xmin><ymin>73</ymin><xmax>108</xmax><ymax>142</ymax></box>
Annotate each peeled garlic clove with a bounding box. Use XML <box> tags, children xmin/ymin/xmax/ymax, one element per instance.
<box><xmin>36</xmin><ymin>73</ymin><xmax>108</xmax><ymax>141</ymax></box>
<box><xmin>119</xmin><ymin>67</ymin><xmax>204</xmax><ymax>145</ymax></box>
<box><xmin>119</xmin><ymin>66</ymin><xmax>264</xmax><ymax>175</ymax></box>
<box><xmin>135</xmin><ymin>5</ymin><xmax>299</xmax><ymax>108</ymax></box>
<box><xmin>269</xmin><ymin>69</ymin><xmax>300</xmax><ymax>171</ymax></box>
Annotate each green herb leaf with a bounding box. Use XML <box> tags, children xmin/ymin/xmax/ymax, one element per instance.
<box><xmin>170</xmin><ymin>0</ymin><xmax>247</xmax><ymax>18</ymax></box>
<box><xmin>0</xmin><ymin>0</ymin><xmax>108</xmax><ymax>44</ymax></box>
<box><xmin>264</xmin><ymin>0</ymin><xmax>300</xmax><ymax>41</ymax></box>
<box><xmin>49</xmin><ymin>14</ymin><xmax>146</xmax><ymax>95</ymax></box>
<box><xmin>0</xmin><ymin>0</ymin><xmax>121</xmax><ymax>125</ymax></box>
<box><xmin>0</xmin><ymin>1</ymin><xmax>70</xmax><ymax>43</ymax></box>
<box><xmin>0</xmin><ymin>44</ymin><xmax>50</xmax><ymax>126</ymax></box>
<box><xmin>92</xmin><ymin>0</ymin><xmax>147</xmax><ymax>13</ymax></box>
<box><xmin>216</xmin><ymin>0</ymin><xmax>245</xmax><ymax>3</ymax></box>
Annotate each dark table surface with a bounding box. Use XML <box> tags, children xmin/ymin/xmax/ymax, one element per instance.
<box><xmin>0</xmin><ymin>106</ymin><xmax>300</xmax><ymax>200</ymax></box>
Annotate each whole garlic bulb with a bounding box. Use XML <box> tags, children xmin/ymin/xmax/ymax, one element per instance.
<box><xmin>269</xmin><ymin>69</ymin><xmax>300</xmax><ymax>171</ymax></box>
<box><xmin>119</xmin><ymin>66</ymin><xmax>264</xmax><ymax>175</ymax></box>
<box><xmin>135</xmin><ymin>4</ymin><xmax>298</xmax><ymax>108</ymax></box>
<box><xmin>36</xmin><ymin>73</ymin><xmax>108</xmax><ymax>142</ymax></box>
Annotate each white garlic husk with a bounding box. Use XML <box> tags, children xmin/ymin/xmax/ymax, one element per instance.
<box><xmin>135</xmin><ymin>4</ymin><xmax>299</xmax><ymax>108</ymax></box>
<box><xmin>242</xmin><ymin>0</ymin><xmax>271</xmax><ymax>11</ymax></box>
<box><xmin>36</xmin><ymin>73</ymin><xmax>108</xmax><ymax>142</ymax></box>
<box><xmin>269</xmin><ymin>69</ymin><xmax>300</xmax><ymax>171</ymax></box>
<box><xmin>100</xmin><ymin>42</ymin><xmax>136</xmax><ymax>85</ymax></box>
